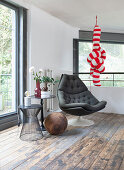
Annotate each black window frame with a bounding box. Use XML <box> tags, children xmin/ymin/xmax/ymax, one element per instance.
<box><xmin>0</xmin><ymin>0</ymin><xmax>27</xmax><ymax>131</ymax></box>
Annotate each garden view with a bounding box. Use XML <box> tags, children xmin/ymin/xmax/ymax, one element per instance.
<box><xmin>0</xmin><ymin>4</ymin><xmax>16</xmax><ymax>115</ymax></box>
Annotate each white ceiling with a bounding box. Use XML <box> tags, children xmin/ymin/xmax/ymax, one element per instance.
<box><xmin>30</xmin><ymin>0</ymin><xmax>124</xmax><ymax>33</ymax></box>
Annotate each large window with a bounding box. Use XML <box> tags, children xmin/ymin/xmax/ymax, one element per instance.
<box><xmin>74</xmin><ymin>39</ymin><xmax>124</xmax><ymax>87</ymax></box>
<box><xmin>0</xmin><ymin>3</ymin><xmax>17</xmax><ymax>116</ymax></box>
<box><xmin>0</xmin><ymin>1</ymin><xmax>27</xmax><ymax>130</ymax></box>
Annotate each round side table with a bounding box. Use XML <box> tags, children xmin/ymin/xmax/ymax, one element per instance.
<box><xmin>18</xmin><ymin>104</ymin><xmax>43</xmax><ymax>141</ymax></box>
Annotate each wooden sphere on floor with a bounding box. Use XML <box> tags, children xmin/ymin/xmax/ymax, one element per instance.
<box><xmin>44</xmin><ymin>112</ymin><xmax>68</xmax><ymax>135</ymax></box>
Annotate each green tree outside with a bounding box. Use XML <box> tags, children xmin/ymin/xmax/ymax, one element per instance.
<box><xmin>0</xmin><ymin>4</ymin><xmax>14</xmax><ymax>114</ymax></box>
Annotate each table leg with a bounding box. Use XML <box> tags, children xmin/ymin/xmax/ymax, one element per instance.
<box><xmin>40</xmin><ymin>99</ymin><xmax>46</xmax><ymax>131</ymax></box>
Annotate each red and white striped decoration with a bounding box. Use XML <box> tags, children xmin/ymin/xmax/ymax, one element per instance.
<box><xmin>87</xmin><ymin>16</ymin><xmax>106</xmax><ymax>86</ymax></box>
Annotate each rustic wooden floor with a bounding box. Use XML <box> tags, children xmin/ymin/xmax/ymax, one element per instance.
<box><xmin>0</xmin><ymin>112</ymin><xmax>124</xmax><ymax>170</ymax></box>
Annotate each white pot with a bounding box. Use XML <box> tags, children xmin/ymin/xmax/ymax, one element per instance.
<box><xmin>41</xmin><ymin>91</ymin><xmax>51</xmax><ymax>97</ymax></box>
<box><xmin>24</xmin><ymin>97</ymin><xmax>31</xmax><ymax>107</ymax></box>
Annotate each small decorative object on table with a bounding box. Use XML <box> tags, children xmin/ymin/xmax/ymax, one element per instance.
<box><xmin>41</xmin><ymin>75</ymin><xmax>58</xmax><ymax>97</ymax></box>
<box><xmin>24</xmin><ymin>91</ymin><xmax>31</xmax><ymax>107</ymax></box>
<box><xmin>29</xmin><ymin>66</ymin><xmax>43</xmax><ymax>98</ymax></box>
<box><xmin>35</xmin><ymin>79</ymin><xmax>41</xmax><ymax>98</ymax></box>
<box><xmin>29</xmin><ymin>67</ymin><xmax>59</xmax><ymax>98</ymax></box>
<box><xmin>44</xmin><ymin>112</ymin><xmax>68</xmax><ymax>135</ymax></box>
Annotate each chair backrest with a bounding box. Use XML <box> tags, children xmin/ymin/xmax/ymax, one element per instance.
<box><xmin>58</xmin><ymin>74</ymin><xmax>99</xmax><ymax>106</ymax></box>
<box><xmin>58</xmin><ymin>74</ymin><xmax>88</xmax><ymax>94</ymax></box>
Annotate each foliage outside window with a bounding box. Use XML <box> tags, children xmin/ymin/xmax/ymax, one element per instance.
<box><xmin>0</xmin><ymin>3</ymin><xmax>16</xmax><ymax>116</ymax></box>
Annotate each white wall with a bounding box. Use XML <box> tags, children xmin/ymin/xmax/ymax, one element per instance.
<box><xmin>29</xmin><ymin>5</ymin><xmax>78</xmax><ymax>93</ymax></box>
<box><xmin>29</xmin><ymin>5</ymin><xmax>78</xmax><ymax>111</ymax></box>
<box><xmin>11</xmin><ymin>0</ymin><xmax>79</xmax><ymax>112</ymax></box>
<box><xmin>90</xmin><ymin>86</ymin><xmax>124</xmax><ymax>115</ymax></box>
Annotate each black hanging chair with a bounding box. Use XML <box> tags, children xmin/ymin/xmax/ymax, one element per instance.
<box><xmin>57</xmin><ymin>74</ymin><xmax>107</xmax><ymax>116</ymax></box>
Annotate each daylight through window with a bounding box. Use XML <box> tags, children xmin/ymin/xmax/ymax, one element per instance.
<box><xmin>0</xmin><ymin>3</ymin><xmax>17</xmax><ymax>116</ymax></box>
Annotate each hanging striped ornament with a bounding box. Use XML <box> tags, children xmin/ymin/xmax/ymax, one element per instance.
<box><xmin>87</xmin><ymin>16</ymin><xmax>106</xmax><ymax>86</ymax></box>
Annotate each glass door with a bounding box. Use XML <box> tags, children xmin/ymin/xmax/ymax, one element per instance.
<box><xmin>0</xmin><ymin>3</ymin><xmax>17</xmax><ymax>116</ymax></box>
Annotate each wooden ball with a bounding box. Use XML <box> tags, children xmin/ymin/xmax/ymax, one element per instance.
<box><xmin>44</xmin><ymin>112</ymin><xmax>68</xmax><ymax>135</ymax></box>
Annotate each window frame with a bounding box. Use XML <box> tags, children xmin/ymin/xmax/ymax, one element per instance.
<box><xmin>0</xmin><ymin>0</ymin><xmax>27</xmax><ymax>130</ymax></box>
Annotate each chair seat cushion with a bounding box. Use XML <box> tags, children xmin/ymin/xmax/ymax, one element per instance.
<box><xmin>64</xmin><ymin>91</ymin><xmax>99</xmax><ymax>105</ymax></box>
<box><xmin>60</xmin><ymin>101</ymin><xmax>107</xmax><ymax>112</ymax></box>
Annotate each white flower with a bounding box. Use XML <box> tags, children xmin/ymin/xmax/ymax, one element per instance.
<box><xmin>25</xmin><ymin>91</ymin><xmax>30</xmax><ymax>97</ymax></box>
<box><xmin>39</xmin><ymin>69</ymin><xmax>43</xmax><ymax>73</ymax></box>
<box><xmin>29</xmin><ymin>66</ymin><xmax>35</xmax><ymax>73</ymax></box>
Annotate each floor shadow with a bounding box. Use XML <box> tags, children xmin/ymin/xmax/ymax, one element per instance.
<box><xmin>61</xmin><ymin>127</ymin><xmax>84</xmax><ymax>136</ymax></box>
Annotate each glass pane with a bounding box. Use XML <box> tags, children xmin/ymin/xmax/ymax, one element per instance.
<box><xmin>101</xmin><ymin>81</ymin><xmax>113</xmax><ymax>87</ymax></box>
<box><xmin>114</xmin><ymin>81</ymin><xmax>124</xmax><ymax>87</ymax></box>
<box><xmin>0</xmin><ymin>4</ymin><xmax>13</xmax><ymax>30</ymax></box>
<box><xmin>101</xmin><ymin>43</ymin><xmax>124</xmax><ymax>72</ymax></box>
<box><xmin>79</xmin><ymin>41</ymin><xmax>124</xmax><ymax>73</ymax></box>
<box><xmin>114</xmin><ymin>74</ymin><xmax>124</xmax><ymax>80</ymax></box>
<box><xmin>79</xmin><ymin>74</ymin><xmax>93</xmax><ymax>86</ymax></box>
<box><xmin>82</xmin><ymin>81</ymin><xmax>93</xmax><ymax>87</ymax></box>
<box><xmin>113</xmin><ymin>74</ymin><xmax>124</xmax><ymax>87</ymax></box>
<box><xmin>79</xmin><ymin>42</ymin><xmax>92</xmax><ymax>73</ymax></box>
<box><xmin>0</xmin><ymin>4</ymin><xmax>16</xmax><ymax>116</ymax></box>
<box><xmin>100</xmin><ymin>74</ymin><xmax>113</xmax><ymax>80</ymax></box>
<box><xmin>79</xmin><ymin>74</ymin><xmax>90</xmax><ymax>80</ymax></box>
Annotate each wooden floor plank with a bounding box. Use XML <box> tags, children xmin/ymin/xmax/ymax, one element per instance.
<box><xmin>31</xmin><ymin>114</ymin><xmax>117</xmax><ymax>169</ymax></box>
<box><xmin>0</xmin><ymin>114</ymin><xmax>107</xmax><ymax>168</ymax></box>
<box><xmin>7</xmin><ymin>113</ymin><xmax>107</xmax><ymax>169</ymax></box>
<box><xmin>104</xmin><ymin>132</ymin><xmax>124</xmax><ymax>170</ymax></box>
<box><xmin>119</xmin><ymin>158</ymin><xmax>124</xmax><ymax>170</ymax></box>
<box><xmin>0</xmin><ymin>139</ymin><xmax>31</xmax><ymax>160</ymax></box>
<box><xmin>0</xmin><ymin>126</ymin><xmax>22</xmax><ymax>148</ymax></box>
<box><xmin>0</xmin><ymin>133</ymin><xmax>57</xmax><ymax>168</ymax></box>
<box><xmin>0</xmin><ymin>112</ymin><xmax>124</xmax><ymax>170</ymax></box>
<box><xmin>18</xmin><ymin>133</ymin><xmax>98</xmax><ymax>169</ymax></box>
<box><xmin>0</xmin><ymin>125</ymin><xmax>17</xmax><ymax>134</ymax></box>
<box><xmin>0</xmin><ymin>130</ymin><xmax>20</xmax><ymax>143</ymax></box>
<box><xmin>77</xmin><ymin>120</ymin><xmax>124</xmax><ymax>170</ymax></box>
<box><xmin>89</xmin><ymin>116</ymin><xmax>124</xmax><ymax>170</ymax></box>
